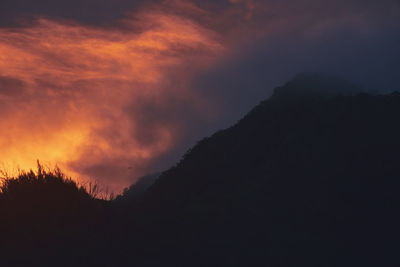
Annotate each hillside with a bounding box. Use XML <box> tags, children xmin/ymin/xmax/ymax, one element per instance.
<box><xmin>2</xmin><ymin>73</ymin><xmax>400</xmax><ymax>266</ymax></box>
<box><xmin>120</xmin><ymin>73</ymin><xmax>400</xmax><ymax>266</ymax></box>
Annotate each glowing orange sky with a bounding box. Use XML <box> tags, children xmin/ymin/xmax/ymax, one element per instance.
<box><xmin>0</xmin><ymin>8</ymin><xmax>224</xmax><ymax>191</ymax></box>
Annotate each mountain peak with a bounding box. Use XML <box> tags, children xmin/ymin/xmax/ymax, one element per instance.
<box><xmin>272</xmin><ymin>73</ymin><xmax>361</xmax><ymax>99</ymax></box>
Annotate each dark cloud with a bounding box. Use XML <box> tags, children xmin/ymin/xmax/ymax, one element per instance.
<box><xmin>1</xmin><ymin>0</ymin><xmax>398</xmax><ymax>29</ymax></box>
<box><xmin>0</xmin><ymin>0</ymin><xmax>242</xmax><ymax>28</ymax></box>
<box><xmin>191</xmin><ymin>0</ymin><xmax>400</xmax><ymax>128</ymax></box>
<box><xmin>0</xmin><ymin>0</ymin><xmax>157</xmax><ymax>27</ymax></box>
<box><xmin>0</xmin><ymin>76</ymin><xmax>26</xmax><ymax>96</ymax></box>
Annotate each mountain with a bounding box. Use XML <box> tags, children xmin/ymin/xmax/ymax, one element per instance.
<box><xmin>2</xmin><ymin>73</ymin><xmax>400</xmax><ymax>266</ymax></box>
<box><xmin>117</xmin><ymin>73</ymin><xmax>400</xmax><ymax>266</ymax></box>
<box><xmin>116</xmin><ymin>172</ymin><xmax>160</xmax><ymax>201</ymax></box>
<box><xmin>273</xmin><ymin>72</ymin><xmax>361</xmax><ymax>98</ymax></box>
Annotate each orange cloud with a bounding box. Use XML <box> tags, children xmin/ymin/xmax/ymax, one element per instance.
<box><xmin>0</xmin><ymin>8</ymin><xmax>224</xmax><ymax>192</ymax></box>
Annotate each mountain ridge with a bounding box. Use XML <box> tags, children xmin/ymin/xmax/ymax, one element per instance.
<box><xmin>117</xmin><ymin>74</ymin><xmax>400</xmax><ymax>266</ymax></box>
<box><xmin>2</xmin><ymin>73</ymin><xmax>400</xmax><ymax>266</ymax></box>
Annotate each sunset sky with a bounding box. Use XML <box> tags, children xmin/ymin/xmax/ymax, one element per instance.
<box><xmin>0</xmin><ymin>0</ymin><xmax>399</xmax><ymax>192</ymax></box>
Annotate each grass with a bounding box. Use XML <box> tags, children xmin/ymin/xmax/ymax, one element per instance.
<box><xmin>0</xmin><ymin>161</ymin><xmax>108</xmax><ymax>243</ymax></box>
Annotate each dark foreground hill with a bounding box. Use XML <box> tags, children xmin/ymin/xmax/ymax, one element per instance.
<box><xmin>2</xmin><ymin>73</ymin><xmax>400</xmax><ymax>266</ymax></box>
<box><xmin>0</xmin><ymin>164</ymin><xmax>108</xmax><ymax>265</ymax></box>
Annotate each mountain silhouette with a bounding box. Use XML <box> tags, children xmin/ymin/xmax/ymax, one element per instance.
<box><xmin>2</xmin><ymin>73</ymin><xmax>400</xmax><ymax>266</ymax></box>
<box><xmin>115</xmin><ymin>172</ymin><xmax>160</xmax><ymax>202</ymax></box>
<box><xmin>120</xmin><ymin>73</ymin><xmax>400</xmax><ymax>266</ymax></box>
<box><xmin>273</xmin><ymin>72</ymin><xmax>361</xmax><ymax>98</ymax></box>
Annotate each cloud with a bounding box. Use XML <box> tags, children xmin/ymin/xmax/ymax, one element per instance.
<box><xmin>0</xmin><ymin>5</ymin><xmax>224</xmax><ymax>191</ymax></box>
<box><xmin>191</xmin><ymin>0</ymin><xmax>400</xmax><ymax>128</ymax></box>
<box><xmin>0</xmin><ymin>0</ymin><xmax>398</xmax><ymax>192</ymax></box>
<box><xmin>0</xmin><ymin>76</ymin><xmax>26</xmax><ymax>96</ymax></box>
<box><xmin>0</xmin><ymin>0</ymin><xmax>157</xmax><ymax>27</ymax></box>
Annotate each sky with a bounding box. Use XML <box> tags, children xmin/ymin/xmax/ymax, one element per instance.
<box><xmin>0</xmin><ymin>0</ymin><xmax>399</xmax><ymax>192</ymax></box>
